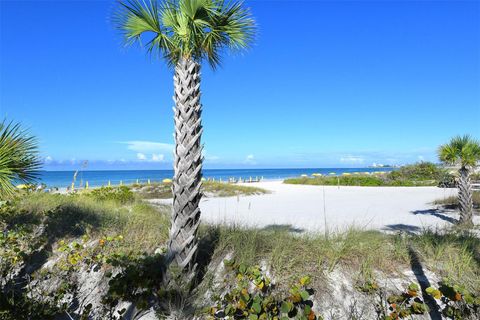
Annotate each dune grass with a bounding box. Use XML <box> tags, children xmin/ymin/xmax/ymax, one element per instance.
<box><xmin>9</xmin><ymin>191</ymin><xmax>170</xmax><ymax>253</ymax></box>
<box><xmin>433</xmin><ymin>191</ymin><xmax>480</xmax><ymax>208</ymax></box>
<box><xmin>132</xmin><ymin>181</ymin><xmax>269</xmax><ymax>199</ymax></box>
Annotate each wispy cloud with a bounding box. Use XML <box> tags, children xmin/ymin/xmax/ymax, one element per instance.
<box><xmin>122</xmin><ymin>140</ymin><xmax>174</xmax><ymax>153</ymax></box>
<box><xmin>136</xmin><ymin>153</ymin><xmax>146</xmax><ymax>160</ymax></box>
<box><xmin>151</xmin><ymin>153</ymin><xmax>165</xmax><ymax>162</ymax></box>
<box><xmin>339</xmin><ymin>155</ymin><xmax>365</xmax><ymax>164</ymax></box>
<box><xmin>244</xmin><ymin>154</ymin><xmax>256</xmax><ymax>165</ymax></box>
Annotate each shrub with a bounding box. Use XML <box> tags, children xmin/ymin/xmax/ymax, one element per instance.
<box><xmin>426</xmin><ymin>279</ymin><xmax>480</xmax><ymax>319</ymax></box>
<box><xmin>383</xmin><ymin>283</ymin><xmax>429</xmax><ymax>319</ymax></box>
<box><xmin>388</xmin><ymin>162</ymin><xmax>444</xmax><ymax>181</ymax></box>
<box><xmin>87</xmin><ymin>186</ymin><xmax>135</xmax><ymax>204</ymax></box>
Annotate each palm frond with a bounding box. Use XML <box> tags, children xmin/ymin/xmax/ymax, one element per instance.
<box><xmin>0</xmin><ymin>120</ymin><xmax>41</xmax><ymax>199</ymax></box>
<box><xmin>114</xmin><ymin>0</ymin><xmax>256</xmax><ymax>68</ymax></box>
<box><xmin>438</xmin><ymin>135</ymin><xmax>480</xmax><ymax>168</ymax></box>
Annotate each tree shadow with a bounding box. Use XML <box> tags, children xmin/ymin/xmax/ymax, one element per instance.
<box><xmin>407</xmin><ymin>246</ymin><xmax>442</xmax><ymax>320</ymax></box>
<box><xmin>382</xmin><ymin>224</ymin><xmax>421</xmax><ymax>235</ymax></box>
<box><xmin>411</xmin><ymin>208</ymin><xmax>458</xmax><ymax>224</ymax></box>
<box><xmin>261</xmin><ymin>224</ymin><xmax>305</xmax><ymax>233</ymax></box>
<box><xmin>193</xmin><ymin>225</ymin><xmax>221</xmax><ymax>287</ymax></box>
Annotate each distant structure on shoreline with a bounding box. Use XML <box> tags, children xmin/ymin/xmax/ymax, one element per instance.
<box><xmin>369</xmin><ymin>163</ymin><xmax>402</xmax><ymax>168</ymax></box>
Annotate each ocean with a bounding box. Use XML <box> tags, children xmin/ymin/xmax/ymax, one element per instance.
<box><xmin>37</xmin><ymin>168</ymin><xmax>395</xmax><ymax>188</ymax></box>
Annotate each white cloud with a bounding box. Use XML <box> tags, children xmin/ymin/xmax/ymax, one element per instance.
<box><xmin>418</xmin><ymin>155</ymin><xmax>425</xmax><ymax>161</ymax></box>
<box><xmin>151</xmin><ymin>154</ymin><xmax>165</xmax><ymax>162</ymax></box>
<box><xmin>122</xmin><ymin>141</ymin><xmax>173</xmax><ymax>153</ymax></box>
<box><xmin>339</xmin><ymin>155</ymin><xmax>365</xmax><ymax>164</ymax></box>
<box><xmin>137</xmin><ymin>153</ymin><xmax>146</xmax><ymax>161</ymax></box>
<box><xmin>203</xmin><ymin>150</ymin><xmax>220</xmax><ymax>161</ymax></box>
<box><xmin>44</xmin><ymin>156</ymin><xmax>53</xmax><ymax>163</ymax></box>
<box><xmin>244</xmin><ymin>154</ymin><xmax>256</xmax><ymax>165</ymax></box>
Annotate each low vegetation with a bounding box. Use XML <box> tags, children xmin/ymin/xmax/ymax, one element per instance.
<box><xmin>1</xmin><ymin>189</ymin><xmax>479</xmax><ymax>318</ymax></box>
<box><xmin>434</xmin><ymin>191</ymin><xmax>480</xmax><ymax>209</ymax></box>
<box><xmin>284</xmin><ymin>162</ymin><xmax>454</xmax><ymax>187</ymax></box>
<box><xmin>132</xmin><ymin>181</ymin><xmax>269</xmax><ymax>199</ymax></box>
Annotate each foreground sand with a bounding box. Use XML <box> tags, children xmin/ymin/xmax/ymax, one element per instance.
<box><xmin>152</xmin><ymin>180</ymin><xmax>476</xmax><ymax>233</ymax></box>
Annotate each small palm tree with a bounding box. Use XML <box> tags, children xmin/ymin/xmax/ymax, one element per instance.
<box><xmin>438</xmin><ymin>135</ymin><xmax>480</xmax><ymax>225</ymax></box>
<box><xmin>114</xmin><ymin>0</ymin><xmax>255</xmax><ymax>274</ymax></box>
<box><xmin>0</xmin><ymin>120</ymin><xmax>40</xmax><ymax>199</ymax></box>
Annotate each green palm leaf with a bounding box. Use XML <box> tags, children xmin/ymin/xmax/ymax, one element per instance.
<box><xmin>0</xmin><ymin>120</ymin><xmax>41</xmax><ymax>199</ymax></box>
<box><xmin>438</xmin><ymin>135</ymin><xmax>480</xmax><ymax>168</ymax></box>
<box><xmin>114</xmin><ymin>0</ymin><xmax>256</xmax><ymax>68</ymax></box>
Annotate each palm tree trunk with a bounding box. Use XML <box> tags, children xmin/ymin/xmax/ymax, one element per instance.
<box><xmin>167</xmin><ymin>57</ymin><xmax>203</xmax><ymax>275</ymax></box>
<box><xmin>457</xmin><ymin>166</ymin><xmax>473</xmax><ymax>225</ymax></box>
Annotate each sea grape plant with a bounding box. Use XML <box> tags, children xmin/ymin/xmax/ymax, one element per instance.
<box><xmin>426</xmin><ymin>280</ymin><xmax>480</xmax><ymax>319</ymax></box>
<box><xmin>206</xmin><ymin>259</ymin><xmax>320</xmax><ymax>319</ymax></box>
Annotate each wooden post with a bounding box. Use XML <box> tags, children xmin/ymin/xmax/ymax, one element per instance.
<box><xmin>85</xmin><ymin>181</ymin><xmax>89</xmax><ymax>189</ymax></box>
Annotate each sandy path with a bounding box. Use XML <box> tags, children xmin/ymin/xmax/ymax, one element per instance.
<box><xmin>152</xmin><ymin>181</ymin><xmax>472</xmax><ymax>233</ymax></box>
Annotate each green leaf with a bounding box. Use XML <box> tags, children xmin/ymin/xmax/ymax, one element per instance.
<box><xmin>300</xmin><ymin>290</ymin><xmax>310</xmax><ymax>301</ymax></box>
<box><xmin>251</xmin><ymin>302</ymin><xmax>261</xmax><ymax>314</ymax></box>
<box><xmin>280</xmin><ymin>301</ymin><xmax>292</xmax><ymax>314</ymax></box>
<box><xmin>300</xmin><ymin>276</ymin><xmax>311</xmax><ymax>286</ymax></box>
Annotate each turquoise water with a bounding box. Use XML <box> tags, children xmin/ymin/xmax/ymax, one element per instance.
<box><xmin>37</xmin><ymin>168</ymin><xmax>395</xmax><ymax>188</ymax></box>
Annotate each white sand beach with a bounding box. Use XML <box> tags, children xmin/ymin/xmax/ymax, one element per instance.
<box><xmin>152</xmin><ymin>180</ymin><xmax>474</xmax><ymax>233</ymax></box>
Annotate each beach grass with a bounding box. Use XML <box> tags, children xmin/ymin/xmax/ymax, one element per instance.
<box><xmin>433</xmin><ymin>191</ymin><xmax>480</xmax><ymax>208</ymax></box>
<box><xmin>132</xmin><ymin>180</ymin><xmax>269</xmax><ymax>199</ymax></box>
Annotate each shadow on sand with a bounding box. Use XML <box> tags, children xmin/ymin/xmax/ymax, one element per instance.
<box><xmin>407</xmin><ymin>246</ymin><xmax>443</xmax><ymax>319</ymax></box>
<box><xmin>411</xmin><ymin>208</ymin><xmax>458</xmax><ymax>224</ymax></box>
<box><xmin>382</xmin><ymin>224</ymin><xmax>421</xmax><ymax>235</ymax></box>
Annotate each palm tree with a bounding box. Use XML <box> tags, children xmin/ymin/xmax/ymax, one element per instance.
<box><xmin>438</xmin><ymin>135</ymin><xmax>480</xmax><ymax>225</ymax></box>
<box><xmin>0</xmin><ymin>120</ymin><xmax>40</xmax><ymax>199</ymax></box>
<box><xmin>114</xmin><ymin>0</ymin><xmax>255</xmax><ymax>274</ymax></box>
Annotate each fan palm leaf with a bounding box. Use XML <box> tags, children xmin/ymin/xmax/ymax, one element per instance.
<box><xmin>0</xmin><ymin>121</ymin><xmax>41</xmax><ymax>199</ymax></box>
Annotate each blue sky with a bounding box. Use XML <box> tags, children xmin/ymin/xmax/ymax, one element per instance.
<box><xmin>1</xmin><ymin>0</ymin><xmax>479</xmax><ymax>170</ymax></box>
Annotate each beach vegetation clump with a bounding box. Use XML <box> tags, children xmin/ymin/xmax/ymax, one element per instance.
<box><xmin>426</xmin><ymin>279</ymin><xmax>480</xmax><ymax>319</ymax></box>
<box><xmin>434</xmin><ymin>191</ymin><xmax>480</xmax><ymax>209</ymax></box>
<box><xmin>132</xmin><ymin>181</ymin><xmax>268</xmax><ymax>199</ymax></box>
<box><xmin>284</xmin><ymin>162</ymin><xmax>450</xmax><ymax>187</ymax></box>
<box><xmin>206</xmin><ymin>259</ymin><xmax>319</xmax><ymax>319</ymax></box>
<box><xmin>388</xmin><ymin>161</ymin><xmax>445</xmax><ymax>181</ymax></box>
<box><xmin>86</xmin><ymin>185</ymin><xmax>135</xmax><ymax>204</ymax></box>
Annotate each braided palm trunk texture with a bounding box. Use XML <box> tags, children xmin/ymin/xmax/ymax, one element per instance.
<box><xmin>167</xmin><ymin>58</ymin><xmax>203</xmax><ymax>273</ymax></box>
<box><xmin>458</xmin><ymin>167</ymin><xmax>473</xmax><ymax>225</ymax></box>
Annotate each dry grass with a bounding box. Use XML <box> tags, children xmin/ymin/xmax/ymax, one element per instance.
<box><xmin>14</xmin><ymin>192</ymin><xmax>171</xmax><ymax>253</ymax></box>
<box><xmin>433</xmin><ymin>191</ymin><xmax>480</xmax><ymax>209</ymax></box>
